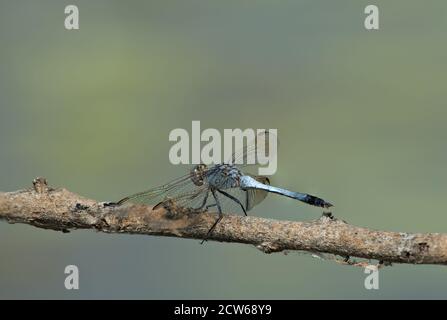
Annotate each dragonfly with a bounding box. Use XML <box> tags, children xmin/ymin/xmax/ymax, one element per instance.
<box><xmin>116</xmin><ymin>131</ymin><xmax>333</xmax><ymax>243</ymax></box>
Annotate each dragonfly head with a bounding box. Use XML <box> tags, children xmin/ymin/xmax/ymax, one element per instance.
<box><xmin>190</xmin><ymin>164</ymin><xmax>208</xmax><ymax>186</ymax></box>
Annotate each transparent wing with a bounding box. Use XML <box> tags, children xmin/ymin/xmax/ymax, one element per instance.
<box><xmin>230</xmin><ymin>129</ymin><xmax>279</xmax><ymax>172</ymax></box>
<box><xmin>245</xmin><ymin>175</ymin><xmax>270</xmax><ymax>211</ymax></box>
<box><xmin>164</xmin><ymin>184</ymin><xmax>210</xmax><ymax>208</ymax></box>
<box><xmin>116</xmin><ymin>170</ymin><xmax>209</xmax><ymax>207</ymax></box>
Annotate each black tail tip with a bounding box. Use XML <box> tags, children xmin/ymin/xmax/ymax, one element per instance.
<box><xmin>307</xmin><ymin>195</ymin><xmax>334</xmax><ymax>208</ymax></box>
<box><xmin>323</xmin><ymin>201</ymin><xmax>334</xmax><ymax>208</ymax></box>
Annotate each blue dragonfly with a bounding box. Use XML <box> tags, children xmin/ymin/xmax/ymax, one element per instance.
<box><xmin>116</xmin><ymin>131</ymin><xmax>333</xmax><ymax>242</ymax></box>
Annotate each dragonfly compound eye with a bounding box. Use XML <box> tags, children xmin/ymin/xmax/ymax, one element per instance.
<box><xmin>190</xmin><ymin>164</ymin><xmax>208</xmax><ymax>186</ymax></box>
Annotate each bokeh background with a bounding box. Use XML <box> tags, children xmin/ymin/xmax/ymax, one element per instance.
<box><xmin>1</xmin><ymin>0</ymin><xmax>446</xmax><ymax>299</ymax></box>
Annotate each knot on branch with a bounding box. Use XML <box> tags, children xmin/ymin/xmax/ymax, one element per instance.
<box><xmin>33</xmin><ymin>177</ymin><xmax>49</xmax><ymax>194</ymax></box>
<box><xmin>256</xmin><ymin>241</ymin><xmax>283</xmax><ymax>254</ymax></box>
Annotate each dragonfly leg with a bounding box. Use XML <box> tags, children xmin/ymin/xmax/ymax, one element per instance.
<box><xmin>216</xmin><ymin>189</ymin><xmax>247</xmax><ymax>216</ymax></box>
<box><xmin>206</xmin><ymin>203</ymin><xmax>217</xmax><ymax>209</ymax></box>
<box><xmin>201</xmin><ymin>189</ymin><xmax>223</xmax><ymax>244</ymax></box>
<box><xmin>194</xmin><ymin>191</ymin><xmax>209</xmax><ymax>210</ymax></box>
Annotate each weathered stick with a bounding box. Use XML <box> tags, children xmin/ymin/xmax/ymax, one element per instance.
<box><xmin>0</xmin><ymin>178</ymin><xmax>446</xmax><ymax>266</ymax></box>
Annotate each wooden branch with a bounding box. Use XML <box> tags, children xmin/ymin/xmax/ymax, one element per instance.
<box><xmin>1</xmin><ymin>177</ymin><xmax>446</xmax><ymax>266</ymax></box>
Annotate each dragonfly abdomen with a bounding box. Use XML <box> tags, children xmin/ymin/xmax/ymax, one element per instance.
<box><xmin>239</xmin><ymin>175</ymin><xmax>333</xmax><ymax>209</ymax></box>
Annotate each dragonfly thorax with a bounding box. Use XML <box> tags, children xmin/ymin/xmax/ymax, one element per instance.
<box><xmin>205</xmin><ymin>163</ymin><xmax>242</xmax><ymax>190</ymax></box>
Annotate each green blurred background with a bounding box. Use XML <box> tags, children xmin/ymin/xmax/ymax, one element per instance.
<box><xmin>1</xmin><ymin>0</ymin><xmax>446</xmax><ymax>299</ymax></box>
